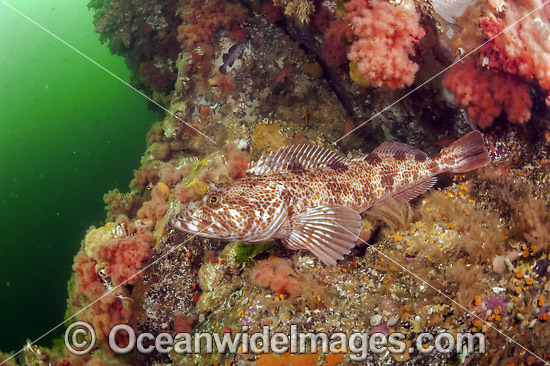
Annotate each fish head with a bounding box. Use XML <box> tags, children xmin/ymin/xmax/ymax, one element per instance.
<box><xmin>172</xmin><ymin>179</ymin><xmax>289</xmax><ymax>242</ymax></box>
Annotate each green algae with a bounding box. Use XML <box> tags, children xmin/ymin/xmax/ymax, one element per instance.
<box><xmin>0</xmin><ymin>0</ymin><xmax>159</xmax><ymax>351</ymax></box>
<box><xmin>234</xmin><ymin>241</ymin><xmax>274</xmax><ymax>265</ymax></box>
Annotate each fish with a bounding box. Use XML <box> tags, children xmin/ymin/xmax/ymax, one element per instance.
<box><xmin>271</xmin><ymin>64</ymin><xmax>296</xmax><ymax>94</ymax></box>
<box><xmin>219</xmin><ymin>41</ymin><xmax>248</xmax><ymax>75</ymax></box>
<box><xmin>172</xmin><ymin>131</ymin><xmax>490</xmax><ymax>265</ymax></box>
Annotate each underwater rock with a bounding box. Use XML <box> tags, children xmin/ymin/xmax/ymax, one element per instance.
<box><xmin>88</xmin><ymin>0</ymin><xmax>181</xmax><ymax>100</ymax></box>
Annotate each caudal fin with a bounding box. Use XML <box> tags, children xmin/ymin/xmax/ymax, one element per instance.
<box><xmin>437</xmin><ymin>131</ymin><xmax>491</xmax><ymax>173</ymax></box>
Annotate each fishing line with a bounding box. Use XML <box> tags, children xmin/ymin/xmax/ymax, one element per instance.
<box><xmin>334</xmin><ymin>0</ymin><xmax>550</xmax><ymax>143</ymax></box>
<box><xmin>336</xmin><ymin>222</ymin><xmax>550</xmax><ymax>365</ymax></box>
<box><xmin>0</xmin><ymin>221</ymin><xmax>213</xmax><ymax>366</ymax></box>
<box><xmin>1</xmin><ymin>0</ymin><xmax>216</xmax><ymax>143</ymax></box>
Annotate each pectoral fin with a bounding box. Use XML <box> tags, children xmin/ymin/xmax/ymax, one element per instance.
<box><xmin>281</xmin><ymin>205</ymin><xmax>361</xmax><ymax>265</ymax></box>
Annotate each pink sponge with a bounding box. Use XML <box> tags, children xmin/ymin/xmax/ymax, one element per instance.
<box><xmin>174</xmin><ymin>314</ymin><xmax>198</xmax><ymax>333</ymax></box>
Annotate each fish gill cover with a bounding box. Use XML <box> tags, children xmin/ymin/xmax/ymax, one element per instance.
<box><xmin>2</xmin><ymin>0</ymin><xmax>550</xmax><ymax>365</ymax></box>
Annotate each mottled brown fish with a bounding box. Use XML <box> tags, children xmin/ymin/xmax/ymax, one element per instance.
<box><xmin>172</xmin><ymin>131</ymin><xmax>490</xmax><ymax>264</ymax></box>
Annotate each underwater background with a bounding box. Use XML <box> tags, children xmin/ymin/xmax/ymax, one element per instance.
<box><xmin>0</xmin><ymin>0</ymin><xmax>159</xmax><ymax>351</ymax></box>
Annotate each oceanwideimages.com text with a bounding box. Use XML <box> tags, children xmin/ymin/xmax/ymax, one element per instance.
<box><xmin>65</xmin><ymin>322</ymin><xmax>486</xmax><ymax>361</ymax></box>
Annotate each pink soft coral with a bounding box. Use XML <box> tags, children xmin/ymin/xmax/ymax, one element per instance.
<box><xmin>313</xmin><ymin>5</ymin><xmax>335</xmax><ymax>33</ymax></box>
<box><xmin>136</xmin><ymin>183</ymin><xmax>170</xmax><ymax>226</ymax></box>
<box><xmin>177</xmin><ymin>0</ymin><xmax>246</xmax><ymax>73</ymax></box>
<box><xmin>77</xmin><ymin>293</ymin><xmax>132</xmax><ymax>348</ymax></box>
<box><xmin>208</xmin><ymin>73</ymin><xmax>236</xmax><ymax>93</ymax></box>
<box><xmin>107</xmin><ymin>225</ymin><xmax>154</xmax><ymax>286</ymax></box>
<box><xmin>443</xmin><ymin>61</ymin><xmax>532</xmax><ymax>128</ymax></box>
<box><xmin>72</xmin><ymin>247</ymin><xmax>133</xmax><ymax>347</ymax></box>
<box><xmin>220</xmin><ymin>144</ymin><xmax>251</xmax><ymax>180</ymax></box>
<box><xmin>250</xmin><ymin>258</ymin><xmax>302</xmax><ymax>296</ymax></box>
<box><xmin>262</xmin><ymin>0</ymin><xmax>283</xmax><ymax>23</ymax></box>
<box><xmin>73</xmin><ymin>249</ymin><xmax>105</xmax><ymax>300</ymax></box>
<box><xmin>479</xmin><ymin>0</ymin><xmax>550</xmax><ymax>90</ymax></box>
<box><xmin>345</xmin><ymin>0</ymin><xmax>425</xmax><ymax>89</ymax></box>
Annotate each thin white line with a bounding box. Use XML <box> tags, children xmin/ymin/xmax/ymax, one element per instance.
<box><xmin>336</xmin><ymin>222</ymin><xmax>550</xmax><ymax>365</ymax></box>
<box><xmin>1</xmin><ymin>0</ymin><xmax>216</xmax><ymax>144</ymax></box>
<box><xmin>0</xmin><ymin>225</ymin><xmax>211</xmax><ymax>366</ymax></box>
<box><xmin>334</xmin><ymin>0</ymin><xmax>550</xmax><ymax>144</ymax></box>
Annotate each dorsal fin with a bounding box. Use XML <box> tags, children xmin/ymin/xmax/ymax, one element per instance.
<box><xmin>248</xmin><ymin>144</ymin><xmax>348</xmax><ymax>175</ymax></box>
<box><xmin>368</xmin><ymin>141</ymin><xmax>428</xmax><ymax>161</ymax></box>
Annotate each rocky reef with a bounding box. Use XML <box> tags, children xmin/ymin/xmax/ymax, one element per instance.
<box><xmin>3</xmin><ymin>0</ymin><xmax>550</xmax><ymax>365</ymax></box>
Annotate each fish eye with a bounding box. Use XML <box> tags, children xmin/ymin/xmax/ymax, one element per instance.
<box><xmin>208</xmin><ymin>194</ymin><xmax>221</xmax><ymax>205</ymax></box>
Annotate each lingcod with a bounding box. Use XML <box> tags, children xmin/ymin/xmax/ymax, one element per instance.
<box><xmin>172</xmin><ymin>131</ymin><xmax>490</xmax><ymax>264</ymax></box>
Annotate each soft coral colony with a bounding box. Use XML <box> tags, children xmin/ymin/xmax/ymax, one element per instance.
<box><xmin>62</xmin><ymin>145</ymin><xmax>251</xmax><ymax>365</ymax></box>
<box><xmin>442</xmin><ymin>0</ymin><xmax>550</xmax><ymax>127</ymax></box>
<box><xmin>319</xmin><ymin>0</ymin><xmax>426</xmax><ymax>89</ymax></box>
<box><xmin>315</xmin><ymin>0</ymin><xmax>549</xmax><ymax>127</ymax></box>
<box><xmin>344</xmin><ymin>0</ymin><xmax>426</xmax><ymax>89</ymax></box>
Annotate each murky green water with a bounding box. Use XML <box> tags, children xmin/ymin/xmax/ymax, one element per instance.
<box><xmin>0</xmin><ymin>0</ymin><xmax>158</xmax><ymax>352</ymax></box>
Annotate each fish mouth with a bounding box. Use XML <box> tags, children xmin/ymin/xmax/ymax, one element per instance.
<box><xmin>171</xmin><ymin>214</ymin><xmax>229</xmax><ymax>239</ymax></box>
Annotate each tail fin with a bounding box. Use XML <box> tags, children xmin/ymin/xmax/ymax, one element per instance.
<box><xmin>437</xmin><ymin>131</ymin><xmax>491</xmax><ymax>173</ymax></box>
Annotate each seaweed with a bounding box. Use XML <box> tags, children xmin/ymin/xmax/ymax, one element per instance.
<box><xmin>234</xmin><ymin>241</ymin><xmax>274</xmax><ymax>265</ymax></box>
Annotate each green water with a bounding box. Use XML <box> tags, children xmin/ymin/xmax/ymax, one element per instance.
<box><xmin>0</xmin><ymin>0</ymin><xmax>159</xmax><ymax>352</ymax></box>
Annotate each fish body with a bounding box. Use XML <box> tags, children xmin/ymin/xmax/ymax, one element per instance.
<box><xmin>173</xmin><ymin>131</ymin><xmax>490</xmax><ymax>264</ymax></box>
<box><xmin>219</xmin><ymin>41</ymin><xmax>248</xmax><ymax>75</ymax></box>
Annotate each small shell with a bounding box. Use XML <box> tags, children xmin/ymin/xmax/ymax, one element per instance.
<box><xmin>430</xmin><ymin>0</ymin><xmax>476</xmax><ymax>23</ymax></box>
<box><xmin>370</xmin><ymin>314</ymin><xmax>383</xmax><ymax>326</ymax></box>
